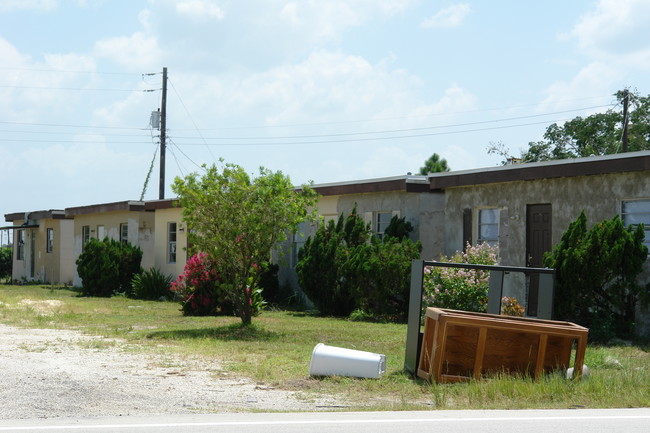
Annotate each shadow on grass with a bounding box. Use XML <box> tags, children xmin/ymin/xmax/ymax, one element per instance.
<box><xmin>285</xmin><ymin>310</ymin><xmax>320</xmax><ymax>318</ymax></box>
<box><xmin>146</xmin><ymin>322</ymin><xmax>281</xmax><ymax>342</ymax></box>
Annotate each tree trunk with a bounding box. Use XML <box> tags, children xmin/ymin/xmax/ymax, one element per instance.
<box><xmin>239</xmin><ymin>284</ymin><xmax>253</xmax><ymax>326</ymax></box>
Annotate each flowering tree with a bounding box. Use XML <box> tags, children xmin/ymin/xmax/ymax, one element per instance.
<box><xmin>423</xmin><ymin>242</ymin><xmax>499</xmax><ymax>312</ymax></box>
<box><xmin>170</xmin><ymin>253</ymin><xmax>232</xmax><ymax>316</ymax></box>
<box><xmin>172</xmin><ymin>161</ymin><xmax>319</xmax><ymax>325</ymax></box>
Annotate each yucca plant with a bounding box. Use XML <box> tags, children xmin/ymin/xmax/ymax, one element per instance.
<box><xmin>131</xmin><ymin>267</ymin><xmax>174</xmax><ymax>301</ymax></box>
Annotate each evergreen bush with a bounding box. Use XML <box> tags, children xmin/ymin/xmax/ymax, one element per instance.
<box><xmin>76</xmin><ymin>238</ymin><xmax>143</xmax><ymax>297</ymax></box>
<box><xmin>296</xmin><ymin>207</ymin><xmax>421</xmax><ymax>321</ymax></box>
<box><xmin>544</xmin><ymin>211</ymin><xmax>649</xmax><ymax>341</ymax></box>
<box><xmin>0</xmin><ymin>246</ymin><xmax>11</xmax><ymax>282</ymax></box>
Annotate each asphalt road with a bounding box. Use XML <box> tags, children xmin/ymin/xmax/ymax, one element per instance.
<box><xmin>0</xmin><ymin>409</ymin><xmax>648</xmax><ymax>433</ymax></box>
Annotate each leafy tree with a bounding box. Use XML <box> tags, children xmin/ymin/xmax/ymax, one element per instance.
<box><xmin>521</xmin><ymin>90</ymin><xmax>650</xmax><ymax>162</ymax></box>
<box><xmin>172</xmin><ymin>162</ymin><xmax>319</xmax><ymax>325</ymax></box>
<box><xmin>76</xmin><ymin>238</ymin><xmax>143</xmax><ymax>297</ymax></box>
<box><xmin>544</xmin><ymin>211</ymin><xmax>649</xmax><ymax>341</ymax></box>
<box><xmin>418</xmin><ymin>153</ymin><xmax>450</xmax><ymax>175</ymax></box>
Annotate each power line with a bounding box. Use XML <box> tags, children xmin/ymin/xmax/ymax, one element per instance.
<box><xmin>0</xmin><ymin>66</ymin><xmax>144</xmax><ymax>76</ymax></box>
<box><xmin>0</xmin><ymin>120</ymin><xmax>148</xmax><ymax>130</ymax></box>
<box><xmin>0</xmin><ymin>128</ymin><xmax>153</xmax><ymax>138</ymax></box>
<box><xmin>171</xmin><ymin>95</ymin><xmax>614</xmax><ymax>131</ymax></box>
<box><xmin>168</xmin><ymin>77</ymin><xmax>217</xmax><ymax>162</ymax></box>
<box><xmin>0</xmin><ymin>102</ymin><xmax>607</xmax><ymax>145</ymax></box>
<box><xmin>0</xmin><ymin>84</ymin><xmax>158</xmax><ymax>92</ymax></box>
<box><xmin>171</xmin><ymin>118</ymin><xmax>577</xmax><ymax>147</ymax></box>
<box><xmin>170</xmin><ymin>104</ymin><xmax>611</xmax><ymax>141</ymax></box>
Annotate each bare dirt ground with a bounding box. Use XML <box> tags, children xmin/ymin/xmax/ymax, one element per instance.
<box><xmin>0</xmin><ymin>323</ymin><xmax>342</xmax><ymax>420</ymax></box>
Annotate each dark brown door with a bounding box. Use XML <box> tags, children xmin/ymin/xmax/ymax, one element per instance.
<box><xmin>526</xmin><ymin>204</ymin><xmax>552</xmax><ymax>316</ymax></box>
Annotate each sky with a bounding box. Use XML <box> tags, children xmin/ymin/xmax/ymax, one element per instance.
<box><xmin>1</xmin><ymin>0</ymin><xmax>649</xmax><ymax>225</ymax></box>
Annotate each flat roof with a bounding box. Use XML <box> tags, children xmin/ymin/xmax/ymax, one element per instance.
<box><xmin>6</xmin><ymin>152</ymin><xmax>649</xmax><ymax>218</ymax></box>
<box><xmin>65</xmin><ymin>200</ymin><xmax>145</xmax><ymax>216</ymax></box>
<box><xmin>4</xmin><ymin>210</ymin><xmax>68</xmax><ymax>222</ymax></box>
<box><xmin>426</xmin><ymin>150</ymin><xmax>650</xmax><ymax>190</ymax></box>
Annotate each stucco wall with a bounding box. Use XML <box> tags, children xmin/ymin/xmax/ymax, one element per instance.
<box><xmin>72</xmin><ymin>210</ymin><xmax>155</xmax><ymax>287</ymax></box>
<box><xmin>152</xmin><ymin>207</ymin><xmax>187</xmax><ymax>279</ymax></box>
<box><xmin>337</xmin><ymin>190</ymin><xmax>446</xmax><ymax>260</ymax></box>
<box><xmin>9</xmin><ymin>218</ymin><xmax>74</xmax><ymax>284</ymax></box>
<box><xmin>11</xmin><ymin>222</ymin><xmax>29</xmax><ymax>282</ymax></box>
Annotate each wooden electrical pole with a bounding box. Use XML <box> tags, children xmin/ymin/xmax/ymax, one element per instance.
<box><xmin>159</xmin><ymin>67</ymin><xmax>168</xmax><ymax>200</ymax></box>
<box><xmin>622</xmin><ymin>89</ymin><xmax>629</xmax><ymax>153</ymax></box>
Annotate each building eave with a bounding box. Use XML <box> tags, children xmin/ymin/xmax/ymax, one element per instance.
<box><xmin>427</xmin><ymin>151</ymin><xmax>650</xmax><ymax>191</ymax></box>
<box><xmin>65</xmin><ymin>200</ymin><xmax>146</xmax><ymax>216</ymax></box>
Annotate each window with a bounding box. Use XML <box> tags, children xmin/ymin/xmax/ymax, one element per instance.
<box><xmin>82</xmin><ymin>225</ymin><xmax>90</xmax><ymax>249</ymax></box>
<box><xmin>376</xmin><ymin>211</ymin><xmax>394</xmax><ymax>239</ymax></box>
<box><xmin>478</xmin><ymin>208</ymin><xmax>499</xmax><ymax>246</ymax></box>
<box><xmin>168</xmin><ymin>222</ymin><xmax>177</xmax><ymax>264</ymax></box>
<box><xmin>622</xmin><ymin>199</ymin><xmax>650</xmax><ymax>249</ymax></box>
<box><xmin>97</xmin><ymin>225</ymin><xmax>105</xmax><ymax>239</ymax></box>
<box><xmin>17</xmin><ymin>229</ymin><xmax>25</xmax><ymax>260</ymax></box>
<box><xmin>119</xmin><ymin>223</ymin><xmax>128</xmax><ymax>244</ymax></box>
<box><xmin>46</xmin><ymin>228</ymin><xmax>54</xmax><ymax>253</ymax></box>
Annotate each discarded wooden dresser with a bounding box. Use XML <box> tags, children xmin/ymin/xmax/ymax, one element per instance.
<box><xmin>417</xmin><ymin>308</ymin><xmax>588</xmax><ymax>383</ymax></box>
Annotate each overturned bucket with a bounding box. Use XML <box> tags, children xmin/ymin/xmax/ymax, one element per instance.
<box><xmin>309</xmin><ymin>343</ymin><xmax>386</xmax><ymax>379</ymax></box>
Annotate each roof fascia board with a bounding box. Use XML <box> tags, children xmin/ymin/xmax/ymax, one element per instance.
<box><xmin>429</xmin><ymin>151</ymin><xmax>650</xmax><ymax>190</ymax></box>
<box><xmin>65</xmin><ymin>200</ymin><xmax>145</xmax><ymax>216</ymax></box>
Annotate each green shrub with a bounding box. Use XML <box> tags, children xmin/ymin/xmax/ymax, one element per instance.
<box><xmin>423</xmin><ymin>242</ymin><xmax>499</xmax><ymax>312</ymax></box>
<box><xmin>297</xmin><ymin>207</ymin><xmax>421</xmax><ymax>321</ymax></box>
<box><xmin>297</xmin><ymin>214</ymin><xmax>355</xmax><ymax>316</ymax></box>
<box><xmin>544</xmin><ymin>211</ymin><xmax>649</xmax><ymax>340</ymax></box>
<box><xmin>0</xmin><ymin>246</ymin><xmax>11</xmax><ymax>282</ymax></box>
<box><xmin>132</xmin><ymin>268</ymin><xmax>174</xmax><ymax>300</ymax></box>
<box><xmin>76</xmin><ymin>238</ymin><xmax>142</xmax><ymax>297</ymax></box>
<box><xmin>343</xmin><ymin>236</ymin><xmax>421</xmax><ymax>322</ymax></box>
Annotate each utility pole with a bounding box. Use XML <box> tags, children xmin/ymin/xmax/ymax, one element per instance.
<box><xmin>159</xmin><ymin>67</ymin><xmax>168</xmax><ymax>200</ymax></box>
<box><xmin>622</xmin><ymin>88</ymin><xmax>629</xmax><ymax>153</ymax></box>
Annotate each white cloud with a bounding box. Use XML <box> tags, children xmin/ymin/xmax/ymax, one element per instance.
<box><xmin>421</xmin><ymin>3</ymin><xmax>471</xmax><ymax>29</ymax></box>
<box><xmin>93</xmin><ymin>32</ymin><xmax>162</xmax><ymax>71</ymax></box>
<box><xmin>227</xmin><ymin>51</ymin><xmax>426</xmax><ymax>125</ymax></box>
<box><xmin>540</xmin><ymin>62</ymin><xmax>619</xmax><ymax>111</ymax></box>
<box><xmin>543</xmin><ymin>0</ymin><xmax>650</xmax><ymax>113</ymax></box>
<box><xmin>175</xmin><ymin>0</ymin><xmax>224</xmax><ymax>20</ymax></box>
<box><xmin>0</xmin><ymin>38</ymin><xmax>99</xmax><ymax>122</ymax></box>
<box><xmin>0</xmin><ymin>0</ymin><xmax>57</xmax><ymax>13</ymax></box>
<box><xmin>358</xmin><ymin>145</ymin><xmax>422</xmax><ymax>178</ymax></box>
<box><xmin>279</xmin><ymin>0</ymin><xmax>415</xmax><ymax>42</ymax></box>
<box><xmin>568</xmin><ymin>0</ymin><xmax>650</xmax><ymax>56</ymax></box>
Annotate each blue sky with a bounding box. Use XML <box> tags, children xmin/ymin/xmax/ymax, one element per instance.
<box><xmin>1</xmin><ymin>0</ymin><xmax>649</xmax><ymax>223</ymax></box>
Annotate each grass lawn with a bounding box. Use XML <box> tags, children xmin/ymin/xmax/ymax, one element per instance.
<box><xmin>0</xmin><ymin>284</ymin><xmax>648</xmax><ymax>411</ymax></box>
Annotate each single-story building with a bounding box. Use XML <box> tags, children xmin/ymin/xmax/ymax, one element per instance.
<box><xmin>4</xmin><ymin>151</ymin><xmax>650</xmax><ymax>336</ymax></box>
<box><xmin>3</xmin><ymin>210</ymin><xmax>74</xmax><ymax>284</ymax></box>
